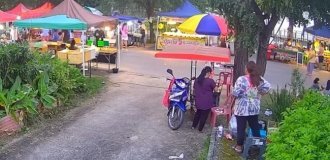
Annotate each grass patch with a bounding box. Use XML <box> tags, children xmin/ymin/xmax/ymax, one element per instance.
<box><xmin>218</xmin><ymin>139</ymin><xmax>241</xmax><ymax>160</ymax></box>
<box><xmin>197</xmin><ymin>136</ymin><xmax>211</xmax><ymax>160</ymax></box>
<box><xmin>83</xmin><ymin>76</ymin><xmax>106</xmax><ymax>95</ymax></box>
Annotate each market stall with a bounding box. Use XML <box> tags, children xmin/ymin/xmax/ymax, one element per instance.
<box><xmin>304</xmin><ymin>25</ymin><xmax>330</xmax><ymax>71</ymax></box>
<box><xmin>0</xmin><ymin>10</ymin><xmax>20</xmax><ymax>43</ymax></box>
<box><xmin>156</xmin><ymin>0</ymin><xmax>201</xmax><ymax>50</ymax></box>
<box><xmin>14</xmin><ymin>15</ymin><xmax>95</xmax><ymax>76</ymax></box>
<box><xmin>45</xmin><ymin>0</ymin><xmax>120</xmax><ymax>73</ymax></box>
<box><xmin>111</xmin><ymin>12</ymin><xmax>145</xmax><ymax>46</ymax></box>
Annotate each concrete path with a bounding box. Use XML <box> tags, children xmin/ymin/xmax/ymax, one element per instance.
<box><xmin>0</xmin><ymin>71</ymin><xmax>208</xmax><ymax>160</ymax></box>
<box><xmin>1</xmin><ymin>46</ymin><xmax>329</xmax><ymax>160</ymax></box>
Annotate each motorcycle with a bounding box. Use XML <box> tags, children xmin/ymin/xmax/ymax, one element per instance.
<box><xmin>163</xmin><ymin>69</ymin><xmax>191</xmax><ymax>130</ymax></box>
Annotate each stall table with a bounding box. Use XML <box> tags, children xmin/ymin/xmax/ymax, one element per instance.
<box><xmin>57</xmin><ymin>48</ymin><xmax>96</xmax><ymax>77</ymax></box>
<box><xmin>97</xmin><ymin>47</ymin><xmax>118</xmax><ymax>72</ymax></box>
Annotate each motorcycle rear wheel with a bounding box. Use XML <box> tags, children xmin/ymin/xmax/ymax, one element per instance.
<box><xmin>168</xmin><ymin>106</ymin><xmax>184</xmax><ymax>130</ymax></box>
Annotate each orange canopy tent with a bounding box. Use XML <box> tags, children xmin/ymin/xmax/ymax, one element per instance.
<box><xmin>6</xmin><ymin>3</ymin><xmax>30</xmax><ymax>16</ymax></box>
<box><xmin>21</xmin><ymin>2</ymin><xmax>54</xmax><ymax>19</ymax></box>
<box><xmin>0</xmin><ymin>10</ymin><xmax>18</xmax><ymax>23</ymax></box>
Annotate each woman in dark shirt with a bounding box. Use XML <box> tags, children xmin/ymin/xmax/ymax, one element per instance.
<box><xmin>192</xmin><ymin>66</ymin><xmax>216</xmax><ymax>132</ymax></box>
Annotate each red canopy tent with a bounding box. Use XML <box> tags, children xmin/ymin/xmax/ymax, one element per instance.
<box><xmin>21</xmin><ymin>2</ymin><xmax>54</xmax><ymax>19</ymax></box>
<box><xmin>0</xmin><ymin>10</ymin><xmax>18</xmax><ymax>23</ymax></box>
<box><xmin>6</xmin><ymin>3</ymin><xmax>30</xmax><ymax>16</ymax></box>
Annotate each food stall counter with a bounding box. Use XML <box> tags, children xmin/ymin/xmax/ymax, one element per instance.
<box><xmin>57</xmin><ymin>48</ymin><xmax>96</xmax><ymax>65</ymax></box>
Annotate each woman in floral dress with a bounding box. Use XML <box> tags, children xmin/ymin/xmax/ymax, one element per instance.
<box><xmin>232</xmin><ymin>61</ymin><xmax>271</xmax><ymax>153</ymax></box>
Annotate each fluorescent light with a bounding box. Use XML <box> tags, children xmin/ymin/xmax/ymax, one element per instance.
<box><xmin>127</xmin><ymin>21</ymin><xmax>133</xmax><ymax>26</ymax></box>
<box><xmin>105</xmin><ymin>26</ymin><xmax>110</xmax><ymax>31</ymax></box>
<box><xmin>168</xmin><ymin>21</ymin><xmax>176</xmax><ymax>25</ymax></box>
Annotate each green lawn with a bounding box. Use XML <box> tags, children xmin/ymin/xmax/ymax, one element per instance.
<box><xmin>197</xmin><ymin>136</ymin><xmax>211</xmax><ymax>160</ymax></box>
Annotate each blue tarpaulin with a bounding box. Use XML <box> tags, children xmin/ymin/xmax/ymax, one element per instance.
<box><xmin>112</xmin><ymin>15</ymin><xmax>142</xmax><ymax>22</ymax></box>
<box><xmin>305</xmin><ymin>25</ymin><xmax>330</xmax><ymax>39</ymax></box>
<box><xmin>111</xmin><ymin>11</ymin><xmax>143</xmax><ymax>22</ymax></box>
<box><xmin>158</xmin><ymin>0</ymin><xmax>201</xmax><ymax>18</ymax></box>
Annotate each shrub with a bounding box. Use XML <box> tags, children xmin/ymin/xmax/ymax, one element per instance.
<box><xmin>289</xmin><ymin>68</ymin><xmax>305</xmax><ymax>98</ymax></box>
<box><xmin>261</xmin><ymin>68</ymin><xmax>305</xmax><ymax>122</ymax></box>
<box><xmin>31</xmin><ymin>53</ymin><xmax>86</xmax><ymax>103</ymax></box>
<box><xmin>0</xmin><ymin>43</ymin><xmax>87</xmax><ymax>121</ymax></box>
<box><xmin>0</xmin><ymin>43</ymin><xmax>35</xmax><ymax>88</ymax></box>
<box><xmin>266</xmin><ymin>92</ymin><xmax>330</xmax><ymax>160</ymax></box>
<box><xmin>265</xmin><ymin>87</ymin><xmax>295</xmax><ymax>122</ymax></box>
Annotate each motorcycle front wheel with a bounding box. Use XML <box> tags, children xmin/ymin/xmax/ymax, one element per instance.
<box><xmin>168</xmin><ymin>106</ymin><xmax>184</xmax><ymax>130</ymax></box>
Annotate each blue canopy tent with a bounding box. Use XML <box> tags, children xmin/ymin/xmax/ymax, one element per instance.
<box><xmin>112</xmin><ymin>14</ymin><xmax>143</xmax><ymax>22</ymax></box>
<box><xmin>305</xmin><ymin>25</ymin><xmax>330</xmax><ymax>38</ymax></box>
<box><xmin>14</xmin><ymin>15</ymin><xmax>87</xmax><ymax>30</ymax></box>
<box><xmin>155</xmin><ymin>0</ymin><xmax>202</xmax><ymax>50</ymax></box>
<box><xmin>158</xmin><ymin>0</ymin><xmax>201</xmax><ymax>18</ymax></box>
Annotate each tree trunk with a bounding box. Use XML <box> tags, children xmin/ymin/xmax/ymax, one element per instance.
<box><xmin>256</xmin><ymin>32</ymin><xmax>270</xmax><ymax>76</ymax></box>
<box><xmin>233</xmin><ymin>40</ymin><xmax>249</xmax><ymax>83</ymax></box>
<box><xmin>256</xmin><ymin>14</ymin><xmax>279</xmax><ymax>76</ymax></box>
<box><xmin>149</xmin><ymin>21</ymin><xmax>155</xmax><ymax>43</ymax></box>
<box><xmin>287</xmin><ymin>18</ymin><xmax>294</xmax><ymax>42</ymax></box>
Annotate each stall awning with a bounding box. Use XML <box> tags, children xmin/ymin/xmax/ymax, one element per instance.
<box><xmin>305</xmin><ymin>25</ymin><xmax>330</xmax><ymax>39</ymax></box>
<box><xmin>21</xmin><ymin>2</ymin><xmax>54</xmax><ymax>19</ymax></box>
<box><xmin>155</xmin><ymin>45</ymin><xmax>231</xmax><ymax>62</ymax></box>
<box><xmin>6</xmin><ymin>3</ymin><xmax>30</xmax><ymax>16</ymax></box>
<box><xmin>14</xmin><ymin>15</ymin><xmax>87</xmax><ymax>30</ymax></box>
<box><xmin>0</xmin><ymin>10</ymin><xmax>18</xmax><ymax>23</ymax></box>
<box><xmin>85</xmin><ymin>7</ymin><xmax>103</xmax><ymax>16</ymax></box>
<box><xmin>46</xmin><ymin>0</ymin><xmax>116</xmax><ymax>27</ymax></box>
<box><xmin>158</xmin><ymin>0</ymin><xmax>201</xmax><ymax>18</ymax></box>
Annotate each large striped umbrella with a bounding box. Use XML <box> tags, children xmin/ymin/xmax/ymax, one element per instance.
<box><xmin>178</xmin><ymin>14</ymin><xmax>228</xmax><ymax>36</ymax></box>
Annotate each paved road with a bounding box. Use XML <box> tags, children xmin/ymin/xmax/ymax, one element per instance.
<box><xmin>1</xmin><ymin>46</ymin><xmax>329</xmax><ymax>160</ymax></box>
<box><xmin>0</xmin><ymin>48</ymin><xmax>210</xmax><ymax>160</ymax></box>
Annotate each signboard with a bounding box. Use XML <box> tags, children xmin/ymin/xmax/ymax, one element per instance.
<box><xmin>156</xmin><ymin>35</ymin><xmax>206</xmax><ymax>50</ymax></box>
<box><xmin>160</xmin><ymin>17</ymin><xmax>185</xmax><ymax>23</ymax></box>
<box><xmin>297</xmin><ymin>52</ymin><xmax>304</xmax><ymax>66</ymax></box>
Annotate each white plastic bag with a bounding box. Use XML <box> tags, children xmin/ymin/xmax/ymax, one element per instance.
<box><xmin>229</xmin><ymin>116</ymin><xmax>237</xmax><ymax>137</ymax></box>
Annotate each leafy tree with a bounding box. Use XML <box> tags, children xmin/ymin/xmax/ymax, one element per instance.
<box><xmin>218</xmin><ymin>0</ymin><xmax>330</xmax><ymax>80</ymax></box>
<box><xmin>131</xmin><ymin>0</ymin><xmax>184</xmax><ymax>42</ymax></box>
<box><xmin>218</xmin><ymin>0</ymin><xmax>261</xmax><ymax>81</ymax></box>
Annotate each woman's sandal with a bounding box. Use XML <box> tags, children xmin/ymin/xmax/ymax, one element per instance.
<box><xmin>232</xmin><ymin>145</ymin><xmax>243</xmax><ymax>153</ymax></box>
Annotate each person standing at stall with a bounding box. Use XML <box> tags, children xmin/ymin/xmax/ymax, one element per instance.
<box><xmin>192</xmin><ymin>66</ymin><xmax>216</xmax><ymax>132</ymax></box>
<box><xmin>232</xmin><ymin>61</ymin><xmax>271</xmax><ymax>153</ymax></box>
<box><xmin>121</xmin><ymin>23</ymin><xmax>128</xmax><ymax>49</ymax></box>
<box><xmin>307</xmin><ymin>48</ymin><xmax>317</xmax><ymax>76</ymax></box>
<box><xmin>317</xmin><ymin>43</ymin><xmax>325</xmax><ymax>70</ymax></box>
<box><xmin>140</xmin><ymin>26</ymin><xmax>146</xmax><ymax>47</ymax></box>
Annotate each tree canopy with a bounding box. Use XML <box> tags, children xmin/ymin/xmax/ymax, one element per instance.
<box><xmin>218</xmin><ymin>0</ymin><xmax>330</xmax><ymax>80</ymax></box>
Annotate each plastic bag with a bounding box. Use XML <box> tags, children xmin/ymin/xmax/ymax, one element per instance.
<box><xmin>229</xmin><ymin>116</ymin><xmax>237</xmax><ymax>137</ymax></box>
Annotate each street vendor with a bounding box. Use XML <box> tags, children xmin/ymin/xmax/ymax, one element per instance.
<box><xmin>69</xmin><ymin>39</ymin><xmax>78</xmax><ymax>50</ymax></box>
<box><xmin>307</xmin><ymin>48</ymin><xmax>317</xmax><ymax>76</ymax></box>
<box><xmin>318</xmin><ymin>43</ymin><xmax>325</xmax><ymax>69</ymax></box>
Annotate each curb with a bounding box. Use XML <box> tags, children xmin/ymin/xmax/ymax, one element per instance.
<box><xmin>207</xmin><ymin>127</ymin><xmax>218</xmax><ymax>160</ymax></box>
